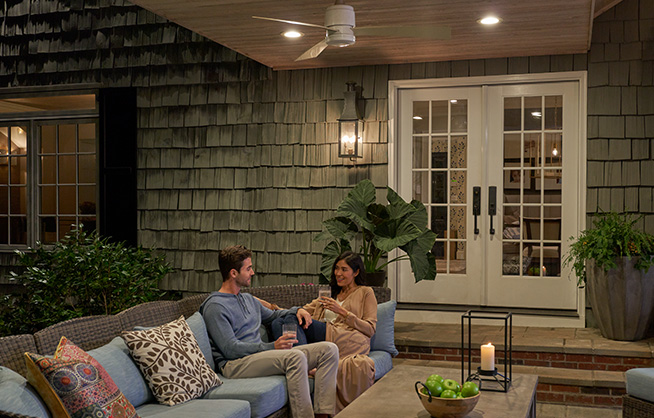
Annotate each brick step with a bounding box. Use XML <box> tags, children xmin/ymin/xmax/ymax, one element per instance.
<box><xmin>393</xmin><ymin>357</ymin><xmax>626</xmax><ymax>408</ymax></box>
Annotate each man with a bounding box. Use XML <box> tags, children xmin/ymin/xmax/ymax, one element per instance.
<box><xmin>201</xmin><ymin>245</ymin><xmax>338</xmax><ymax>418</ymax></box>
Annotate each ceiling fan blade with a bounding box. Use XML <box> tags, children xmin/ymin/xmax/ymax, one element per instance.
<box><xmin>252</xmin><ymin>16</ymin><xmax>329</xmax><ymax>30</ymax></box>
<box><xmin>354</xmin><ymin>25</ymin><xmax>451</xmax><ymax>40</ymax></box>
<box><xmin>295</xmin><ymin>39</ymin><xmax>329</xmax><ymax>61</ymax></box>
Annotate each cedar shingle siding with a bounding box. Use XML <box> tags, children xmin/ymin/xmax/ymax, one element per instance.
<box><xmin>0</xmin><ymin>0</ymin><xmax>652</xmax><ymax>293</ymax></box>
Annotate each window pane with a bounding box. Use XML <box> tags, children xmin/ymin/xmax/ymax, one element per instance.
<box><xmin>40</xmin><ymin>125</ymin><xmax>56</xmax><ymax>153</ymax></box>
<box><xmin>431</xmin><ymin>206</ymin><xmax>447</xmax><ymax>240</ymax></box>
<box><xmin>78</xmin><ymin>185</ymin><xmax>96</xmax><ymax>214</ymax></box>
<box><xmin>431</xmin><ymin>172</ymin><xmax>446</xmax><ymax>203</ymax></box>
<box><xmin>0</xmin><ymin>127</ymin><xmax>8</xmax><ymax>156</ymax></box>
<box><xmin>0</xmin><ymin>186</ymin><xmax>7</xmax><ymax>215</ymax></box>
<box><xmin>58</xmin><ymin>185</ymin><xmax>76</xmax><ymax>214</ymax></box>
<box><xmin>78</xmin><ymin>123</ymin><xmax>95</xmax><ymax>153</ymax></box>
<box><xmin>0</xmin><ymin>95</ymin><xmax>95</xmax><ymax>114</ymax></box>
<box><xmin>58</xmin><ymin>124</ymin><xmax>76</xmax><ymax>153</ymax></box>
<box><xmin>545</xmin><ymin>96</ymin><xmax>563</xmax><ymax>130</ymax></box>
<box><xmin>78</xmin><ymin>155</ymin><xmax>96</xmax><ymax>183</ymax></box>
<box><xmin>10</xmin><ymin>126</ymin><xmax>27</xmax><ymax>154</ymax></box>
<box><xmin>40</xmin><ymin>186</ymin><xmax>56</xmax><ymax>214</ymax></box>
<box><xmin>413</xmin><ymin>172</ymin><xmax>429</xmax><ymax>203</ymax></box>
<box><xmin>503</xmin><ymin>133</ymin><xmax>521</xmax><ymax>165</ymax></box>
<box><xmin>0</xmin><ymin>217</ymin><xmax>7</xmax><ymax>244</ymax></box>
<box><xmin>545</xmin><ymin>133</ymin><xmax>562</xmax><ymax>167</ymax></box>
<box><xmin>9</xmin><ymin>217</ymin><xmax>26</xmax><ymax>244</ymax></box>
<box><xmin>40</xmin><ymin>217</ymin><xmax>57</xmax><ymax>244</ymax></box>
<box><xmin>10</xmin><ymin>156</ymin><xmax>26</xmax><ymax>185</ymax></box>
<box><xmin>0</xmin><ymin>159</ymin><xmax>7</xmax><ymax>183</ymax></box>
<box><xmin>41</xmin><ymin>156</ymin><xmax>56</xmax><ymax>184</ymax></box>
<box><xmin>58</xmin><ymin>155</ymin><xmax>76</xmax><ymax>183</ymax></box>
<box><xmin>504</xmin><ymin>97</ymin><xmax>521</xmax><ymax>131</ymax></box>
<box><xmin>10</xmin><ymin>186</ymin><xmax>25</xmax><ymax>214</ymax></box>
<box><xmin>58</xmin><ymin>216</ymin><xmax>76</xmax><ymax>241</ymax></box>
<box><xmin>80</xmin><ymin>216</ymin><xmax>96</xmax><ymax>234</ymax></box>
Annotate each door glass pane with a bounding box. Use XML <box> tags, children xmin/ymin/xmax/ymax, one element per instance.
<box><xmin>502</xmin><ymin>242</ymin><xmax>524</xmax><ymax>276</ymax></box>
<box><xmin>431</xmin><ymin>101</ymin><xmax>448</xmax><ymax>133</ymax></box>
<box><xmin>450</xmin><ymin>206</ymin><xmax>466</xmax><ymax>238</ymax></box>
<box><xmin>451</xmin><ymin>136</ymin><xmax>467</xmax><ymax>168</ymax></box>
<box><xmin>543</xmin><ymin>170</ymin><xmax>562</xmax><ymax>203</ymax></box>
<box><xmin>413</xmin><ymin>172</ymin><xmax>429</xmax><ymax>203</ymax></box>
<box><xmin>544</xmin><ymin>133</ymin><xmax>562</xmax><ymax>167</ymax></box>
<box><xmin>431</xmin><ymin>172</ymin><xmax>446</xmax><ymax>203</ymax></box>
<box><xmin>432</xmin><ymin>138</ymin><xmax>447</xmax><ymax>168</ymax></box>
<box><xmin>503</xmin><ymin>133</ymin><xmax>521</xmax><ymax>165</ymax></box>
<box><xmin>451</xmin><ymin>241</ymin><xmax>466</xmax><ymax>274</ymax></box>
<box><xmin>524</xmin><ymin>133</ymin><xmax>540</xmax><ymax>166</ymax></box>
<box><xmin>504</xmin><ymin>97</ymin><xmax>521</xmax><ymax>131</ymax></box>
<box><xmin>503</xmin><ymin>205</ymin><xmax>521</xmax><ymax>234</ymax></box>
<box><xmin>413</xmin><ymin>137</ymin><xmax>429</xmax><ymax>168</ymax></box>
<box><xmin>413</xmin><ymin>102</ymin><xmax>429</xmax><ymax>134</ymax></box>
<box><xmin>545</xmin><ymin>96</ymin><xmax>563</xmax><ymax>130</ymax></box>
<box><xmin>431</xmin><ymin>206</ymin><xmax>447</xmax><ymax>240</ymax></box>
<box><xmin>450</xmin><ymin>171</ymin><xmax>466</xmax><ymax>204</ymax></box>
<box><xmin>524</xmin><ymin>96</ymin><xmax>542</xmax><ymax>131</ymax></box>
<box><xmin>451</xmin><ymin>99</ymin><xmax>467</xmax><ymax>133</ymax></box>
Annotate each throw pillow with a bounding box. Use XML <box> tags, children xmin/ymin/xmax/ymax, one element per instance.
<box><xmin>121</xmin><ymin>315</ymin><xmax>221</xmax><ymax>406</ymax></box>
<box><xmin>24</xmin><ymin>336</ymin><xmax>138</xmax><ymax>418</ymax></box>
<box><xmin>370</xmin><ymin>300</ymin><xmax>399</xmax><ymax>356</ymax></box>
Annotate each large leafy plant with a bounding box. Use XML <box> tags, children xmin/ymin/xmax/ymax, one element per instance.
<box><xmin>0</xmin><ymin>225</ymin><xmax>172</xmax><ymax>336</ymax></box>
<box><xmin>315</xmin><ymin>179</ymin><xmax>437</xmax><ymax>283</ymax></box>
<box><xmin>564</xmin><ymin>212</ymin><xmax>654</xmax><ymax>286</ymax></box>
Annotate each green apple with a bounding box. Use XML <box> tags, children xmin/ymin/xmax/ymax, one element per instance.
<box><xmin>426</xmin><ymin>374</ymin><xmax>444</xmax><ymax>384</ymax></box>
<box><xmin>456</xmin><ymin>393</ymin><xmax>464</xmax><ymax>398</ymax></box>
<box><xmin>442</xmin><ymin>379</ymin><xmax>461</xmax><ymax>393</ymax></box>
<box><xmin>424</xmin><ymin>379</ymin><xmax>443</xmax><ymax>397</ymax></box>
<box><xmin>440</xmin><ymin>389</ymin><xmax>457</xmax><ymax>398</ymax></box>
<box><xmin>460</xmin><ymin>381</ymin><xmax>480</xmax><ymax>398</ymax></box>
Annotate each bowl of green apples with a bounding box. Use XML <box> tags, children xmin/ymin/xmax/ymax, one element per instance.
<box><xmin>414</xmin><ymin>373</ymin><xmax>480</xmax><ymax>418</ymax></box>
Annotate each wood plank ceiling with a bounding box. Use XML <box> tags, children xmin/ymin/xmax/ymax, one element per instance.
<box><xmin>128</xmin><ymin>0</ymin><xmax>614</xmax><ymax>71</ymax></box>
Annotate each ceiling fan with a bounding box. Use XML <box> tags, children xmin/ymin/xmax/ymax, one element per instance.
<box><xmin>253</xmin><ymin>0</ymin><xmax>451</xmax><ymax>61</ymax></box>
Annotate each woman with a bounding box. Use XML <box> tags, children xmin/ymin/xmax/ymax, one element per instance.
<box><xmin>272</xmin><ymin>251</ymin><xmax>378</xmax><ymax>413</ymax></box>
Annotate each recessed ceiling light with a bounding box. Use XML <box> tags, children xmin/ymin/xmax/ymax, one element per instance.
<box><xmin>531</xmin><ymin>111</ymin><xmax>542</xmax><ymax>118</ymax></box>
<box><xmin>450</xmin><ymin>99</ymin><xmax>458</xmax><ymax>104</ymax></box>
<box><xmin>479</xmin><ymin>16</ymin><xmax>501</xmax><ymax>25</ymax></box>
<box><xmin>282</xmin><ymin>30</ymin><xmax>304</xmax><ymax>38</ymax></box>
<box><xmin>413</xmin><ymin>116</ymin><xmax>423</xmax><ymax>120</ymax></box>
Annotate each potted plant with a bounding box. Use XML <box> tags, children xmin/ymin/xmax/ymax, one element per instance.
<box><xmin>315</xmin><ymin>179</ymin><xmax>437</xmax><ymax>286</ymax></box>
<box><xmin>564</xmin><ymin>212</ymin><xmax>654</xmax><ymax>341</ymax></box>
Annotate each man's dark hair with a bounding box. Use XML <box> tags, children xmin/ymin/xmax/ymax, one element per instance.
<box><xmin>219</xmin><ymin>245</ymin><xmax>252</xmax><ymax>280</ymax></box>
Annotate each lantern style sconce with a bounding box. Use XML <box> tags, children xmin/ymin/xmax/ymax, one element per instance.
<box><xmin>338</xmin><ymin>81</ymin><xmax>363</xmax><ymax>159</ymax></box>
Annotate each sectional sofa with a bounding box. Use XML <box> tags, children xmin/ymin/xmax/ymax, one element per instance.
<box><xmin>0</xmin><ymin>284</ymin><xmax>396</xmax><ymax>418</ymax></box>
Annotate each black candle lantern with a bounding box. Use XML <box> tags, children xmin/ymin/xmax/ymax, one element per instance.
<box><xmin>338</xmin><ymin>81</ymin><xmax>363</xmax><ymax>159</ymax></box>
<box><xmin>461</xmin><ymin>310</ymin><xmax>512</xmax><ymax>392</ymax></box>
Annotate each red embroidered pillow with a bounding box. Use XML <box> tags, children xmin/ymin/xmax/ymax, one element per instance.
<box><xmin>25</xmin><ymin>336</ymin><xmax>139</xmax><ymax>418</ymax></box>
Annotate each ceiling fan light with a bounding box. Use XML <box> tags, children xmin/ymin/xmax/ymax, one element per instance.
<box><xmin>282</xmin><ymin>30</ymin><xmax>304</xmax><ymax>38</ymax></box>
<box><xmin>479</xmin><ymin>16</ymin><xmax>501</xmax><ymax>25</ymax></box>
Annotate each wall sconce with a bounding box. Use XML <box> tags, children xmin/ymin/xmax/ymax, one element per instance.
<box><xmin>338</xmin><ymin>81</ymin><xmax>363</xmax><ymax>159</ymax></box>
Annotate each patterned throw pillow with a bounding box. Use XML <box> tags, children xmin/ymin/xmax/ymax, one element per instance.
<box><xmin>121</xmin><ymin>315</ymin><xmax>221</xmax><ymax>406</ymax></box>
<box><xmin>24</xmin><ymin>336</ymin><xmax>138</xmax><ymax>418</ymax></box>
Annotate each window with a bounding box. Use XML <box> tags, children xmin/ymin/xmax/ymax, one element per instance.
<box><xmin>0</xmin><ymin>91</ymin><xmax>98</xmax><ymax>247</ymax></box>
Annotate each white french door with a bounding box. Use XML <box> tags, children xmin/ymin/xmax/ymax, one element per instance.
<box><xmin>391</xmin><ymin>74</ymin><xmax>585</xmax><ymax>313</ymax></box>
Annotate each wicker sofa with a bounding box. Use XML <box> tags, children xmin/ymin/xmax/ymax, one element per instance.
<box><xmin>623</xmin><ymin>368</ymin><xmax>654</xmax><ymax>418</ymax></box>
<box><xmin>0</xmin><ymin>285</ymin><xmax>394</xmax><ymax>418</ymax></box>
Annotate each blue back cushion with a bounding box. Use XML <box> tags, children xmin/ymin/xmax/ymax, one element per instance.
<box><xmin>0</xmin><ymin>366</ymin><xmax>51</xmax><ymax>418</ymax></box>
<box><xmin>370</xmin><ymin>300</ymin><xmax>398</xmax><ymax>356</ymax></box>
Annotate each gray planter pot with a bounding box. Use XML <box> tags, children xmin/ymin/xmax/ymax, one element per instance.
<box><xmin>587</xmin><ymin>257</ymin><xmax>654</xmax><ymax>341</ymax></box>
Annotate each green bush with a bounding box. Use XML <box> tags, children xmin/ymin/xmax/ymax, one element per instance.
<box><xmin>0</xmin><ymin>225</ymin><xmax>172</xmax><ymax>336</ymax></box>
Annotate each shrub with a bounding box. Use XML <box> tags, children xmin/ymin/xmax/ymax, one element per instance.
<box><xmin>0</xmin><ymin>225</ymin><xmax>172</xmax><ymax>336</ymax></box>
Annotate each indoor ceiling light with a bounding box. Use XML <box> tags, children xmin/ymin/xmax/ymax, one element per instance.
<box><xmin>282</xmin><ymin>30</ymin><xmax>304</xmax><ymax>38</ymax></box>
<box><xmin>479</xmin><ymin>16</ymin><xmax>500</xmax><ymax>25</ymax></box>
<box><xmin>413</xmin><ymin>116</ymin><xmax>423</xmax><ymax>120</ymax></box>
<box><xmin>531</xmin><ymin>111</ymin><xmax>542</xmax><ymax>118</ymax></box>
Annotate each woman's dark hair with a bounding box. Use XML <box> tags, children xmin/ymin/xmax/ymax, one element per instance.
<box><xmin>329</xmin><ymin>251</ymin><xmax>366</xmax><ymax>297</ymax></box>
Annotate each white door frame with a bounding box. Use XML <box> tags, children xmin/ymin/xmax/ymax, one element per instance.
<box><xmin>387</xmin><ymin>71</ymin><xmax>587</xmax><ymax>327</ymax></box>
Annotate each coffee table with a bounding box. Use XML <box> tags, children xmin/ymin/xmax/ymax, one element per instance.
<box><xmin>338</xmin><ymin>364</ymin><xmax>538</xmax><ymax>418</ymax></box>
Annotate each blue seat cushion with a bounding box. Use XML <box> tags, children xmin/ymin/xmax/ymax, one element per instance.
<box><xmin>136</xmin><ymin>399</ymin><xmax>250</xmax><ymax>418</ymax></box>
<box><xmin>202</xmin><ymin>374</ymin><xmax>287</xmax><ymax>418</ymax></box>
<box><xmin>626</xmin><ymin>368</ymin><xmax>654</xmax><ymax>403</ymax></box>
<box><xmin>369</xmin><ymin>350</ymin><xmax>393</xmax><ymax>380</ymax></box>
<box><xmin>370</xmin><ymin>300</ymin><xmax>398</xmax><ymax>356</ymax></box>
<box><xmin>0</xmin><ymin>366</ymin><xmax>50</xmax><ymax>418</ymax></box>
<box><xmin>88</xmin><ymin>336</ymin><xmax>154</xmax><ymax>408</ymax></box>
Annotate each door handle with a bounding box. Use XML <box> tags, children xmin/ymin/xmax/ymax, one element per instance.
<box><xmin>489</xmin><ymin>186</ymin><xmax>497</xmax><ymax>235</ymax></box>
<box><xmin>473</xmin><ymin>186</ymin><xmax>481</xmax><ymax>235</ymax></box>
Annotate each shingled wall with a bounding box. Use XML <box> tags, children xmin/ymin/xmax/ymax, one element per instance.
<box><xmin>0</xmin><ymin>0</ymin><xmax>651</xmax><ymax>293</ymax></box>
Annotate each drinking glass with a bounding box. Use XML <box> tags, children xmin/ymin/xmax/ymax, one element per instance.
<box><xmin>282</xmin><ymin>322</ymin><xmax>297</xmax><ymax>338</ymax></box>
<box><xmin>318</xmin><ymin>289</ymin><xmax>331</xmax><ymax>300</ymax></box>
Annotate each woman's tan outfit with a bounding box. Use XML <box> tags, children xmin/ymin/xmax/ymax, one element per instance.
<box><xmin>302</xmin><ymin>286</ymin><xmax>378</xmax><ymax>413</ymax></box>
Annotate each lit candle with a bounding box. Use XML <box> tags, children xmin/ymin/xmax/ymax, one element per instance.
<box><xmin>481</xmin><ymin>342</ymin><xmax>495</xmax><ymax>371</ymax></box>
